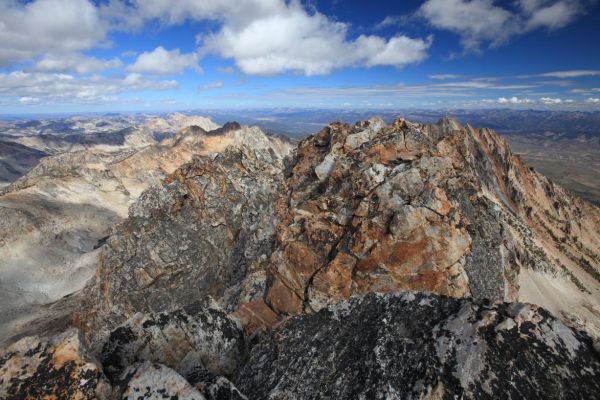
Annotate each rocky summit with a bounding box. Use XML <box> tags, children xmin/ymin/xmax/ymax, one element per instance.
<box><xmin>1</xmin><ymin>116</ymin><xmax>600</xmax><ymax>399</ymax></box>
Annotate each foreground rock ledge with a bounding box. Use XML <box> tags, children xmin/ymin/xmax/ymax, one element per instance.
<box><xmin>3</xmin><ymin>293</ymin><xmax>600</xmax><ymax>399</ymax></box>
<box><xmin>237</xmin><ymin>292</ymin><xmax>600</xmax><ymax>400</ymax></box>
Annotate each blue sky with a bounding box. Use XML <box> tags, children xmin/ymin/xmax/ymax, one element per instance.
<box><xmin>0</xmin><ymin>0</ymin><xmax>599</xmax><ymax>114</ymax></box>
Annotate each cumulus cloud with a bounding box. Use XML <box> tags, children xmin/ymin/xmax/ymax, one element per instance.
<box><xmin>418</xmin><ymin>0</ymin><xmax>586</xmax><ymax>51</ymax></box>
<box><xmin>107</xmin><ymin>0</ymin><xmax>431</xmax><ymax>76</ymax></box>
<box><xmin>0</xmin><ymin>71</ymin><xmax>177</xmax><ymax>103</ymax></box>
<box><xmin>127</xmin><ymin>47</ymin><xmax>202</xmax><ymax>75</ymax></box>
<box><xmin>0</xmin><ymin>0</ymin><xmax>107</xmax><ymax>66</ymax></box>
<box><xmin>32</xmin><ymin>53</ymin><xmax>122</xmax><ymax>74</ymax></box>
<box><xmin>585</xmin><ymin>97</ymin><xmax>600</xmax><ymax>103</ymax></box>
<box><xmin>419</xmin><ymin>0</ymin><xmax>512</xmax><ymax>50</ymax></box>
<box><xmin>202</xmin><ymin>2</ymin><xmax>431</xmax><ymax>75</ymax></box>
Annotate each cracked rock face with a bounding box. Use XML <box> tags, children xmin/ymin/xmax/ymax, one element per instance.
<box><xmin>237</xmin><ymin>292</ymin><xmax>600</xmax><ymax>400</ymax></box>
<box><xmin>266</xmin><ymin>118</ymin><xmax>502</xmax><ymax>315</ymax></box>
<box><xmin>265</xmin><ymin>117</ymin><xmax>600</xmax><ymax>341</ymax></box>
<box><xmin>77</xmin><ymin>116</ymin><xmax>600</xmax><ymax>343</ymax></box>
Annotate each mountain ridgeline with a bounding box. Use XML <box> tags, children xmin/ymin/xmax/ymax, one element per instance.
<box><xmin>1</xmin><ymin>116</ymin><xmax>599</xmax><ymax>399</ymax></box>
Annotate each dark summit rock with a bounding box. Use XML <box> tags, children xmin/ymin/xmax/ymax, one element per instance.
<box><xmin>236</xmin><ymin>292</ymin><xmax>600</xmax><ymax>400</ymax></box>
<box><xmin>208</xmin><ymin>121</ymin><xmax>243</xmax><ymax>136</ymax></box>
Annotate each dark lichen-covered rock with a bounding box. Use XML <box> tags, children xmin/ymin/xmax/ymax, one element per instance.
<box><xmin>101</xmin><ymin>301</ymin><xmax>245</xmax><ymax>383</ymax></box>
<box><xmin>0</xmin><ymin>328</ymin><xmax>111</xmax><ymax>399</ymax></box>
<box><xmin>182</xmin><ymin>362</ymin><xmax>248</xmax><ymax>400</ymax></box>
<box><xmin>237</xmin><ymin>292</ymin><xmax>600</xmax><ymax>400</ymax></box>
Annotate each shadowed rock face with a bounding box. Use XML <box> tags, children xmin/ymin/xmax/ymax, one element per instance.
<box><xmin>4</xmin><ymin>293</ymin><xmax>599</xmax><ymax>399</ymax></box>
<box><xmin>0</xmin><ymin>118</ymin><xmax>293</xmax><ymax>344</ymax></box>
<box><xmin>100</xmin><ymin>301</ymin><xmax>245</xmax><ymax>382</ymax></box>
<box><xmin>78</xmin><ymin>145</ymin><xmax>287</xmax><ymax>346</ymax></box>
<box><xmin>0</xmin><ymin>140</ymin><xmax>47</xmax><ymax>187</ymax></box>
<box><xmin>237</xmin><ymin>292</ymin><xmax>600</xmax><ymax>400</ymax></box>
<box><xmin>1</xmin><ymin>304</ymin><xmax>247</xmax><ymax>400</ymax></box>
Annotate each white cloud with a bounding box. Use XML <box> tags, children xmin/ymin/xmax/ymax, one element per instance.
<box><xmin>127</xmin><ymin>46</ymin><xmax>201</xmax><ymax>75</ymax></box>
<box><xmin>198</xmin><ymin>80</ymin><xmax>224</xmax><ymax>91</ymax></box>
<box><xmin>19</xmin><ymin>97</ymin><xmax>40</xmax><ymax>104</ymax></box>
<box><xmin>418</xmin><ymin>0</ymin><xmax>585</xmax><ymax>51</ymax></box>
<box><xmin>0</xmin><ymin>0</ymin><xmax>107</xmax><ymax>66</ymax></box>
<box><xmin>429</xmin><ymin>74</ymin><xmax>464</xmax><ymax>80</ymax></box>
<box><xmin>110</xmin><ymin>0</ymin><xmax>431</xmax><ymax>76</ymax></box>
<box><xmin>497</xmin><ymin>96</ymin><xmax>534</xmax><ymax>104</ymax></box>
<box><xmin>0</xmin><ymin>71</ymin><xmax>177</xmax><ymax>104</ymax></box>
<box><xmin>418</xmin><ymin>0</ymin><xmax>513</xmax><ymax>50</ymax></box>
<box><xmin>375</xmin><ymin>15</ymin><xmax>411</xmax><ymax>29</ymax></box>
<box><xmin>32</xmin><ymin>53</ymin><xmax>122</xmax><ymax>74</ymax></box>
<box><xmin>538</xmin><ymin>70</ymin><xmax>600</xmax><ymax>78</ymax></box>
<box><xmin>540</xmin><ymin>97</ymin><xmax>563</xmax><ymax>103</ymax></box>
<box><xmin>437</xmin><ymin>81</ymin><xmax>534</xmax><ymax>90</ymax></box>
<box><xmin>525</xmin><ymin>1</ymin><xmax>580</xmax><ymax>29</ymax></box>
<box><xmin>586</xmin><ymin>97</ymin><xmax>600</xmax><ymax>103</ymax></box>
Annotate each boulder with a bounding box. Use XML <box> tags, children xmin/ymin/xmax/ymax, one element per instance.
<box><xmin>0</xmin><ymin>329</ymin><xmax>111</xmax><ymax>399</ymax></box>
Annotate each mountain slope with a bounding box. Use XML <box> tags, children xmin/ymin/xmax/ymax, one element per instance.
<box><xmin>0</xmin><ymin>119</ymin><xmax>292</xmax><ymax>342</ymax></box>
<box><xmin>0</xmin><ymin>140</ymin><xmax>47</xmax><ymax>188</ymax></box>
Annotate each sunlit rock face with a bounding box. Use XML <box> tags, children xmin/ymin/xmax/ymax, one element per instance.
<box><xmin>0</xmin><ymin>329</ymin><xmax>111</xmax><ymax>399</ymax></box>
<box><xmin>265</xmin><ymin>117</ymin><xmax>600</xmax><ymax>340</ymax></box>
